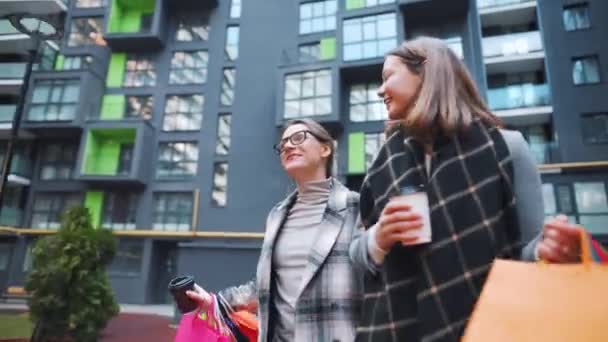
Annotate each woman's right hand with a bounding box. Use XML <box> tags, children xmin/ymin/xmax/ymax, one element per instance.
<box><xmin>186</xmin><ymin>284</ymin><xmax>214</xmax><ymax>310</ymax></box>
<box><xmin>375</xmin><ymin>200</ymin><xmax>424</xmax><ymax>251</ymax></box>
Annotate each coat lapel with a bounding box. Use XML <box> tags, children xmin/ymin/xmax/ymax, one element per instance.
<box><xmin>295</xmin><ymin>180</ymin><xmax>349</xmax><ymax>300</ymax></box>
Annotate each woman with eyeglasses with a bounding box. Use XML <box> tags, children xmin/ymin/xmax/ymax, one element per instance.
<box><xmin>185</xmin><ymin>119</ymin><xmax>362</xmax><ymax>341</ymax></box>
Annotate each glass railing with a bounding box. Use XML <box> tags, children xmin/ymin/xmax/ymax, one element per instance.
<box><xmin>0</xmin><ymin>105</ymin><xmax>16</xmax><ymax>122</ymax></box>
<box><xmin>482</xmin><ymin>31</ymin><xmax>543</xmax><ymax>59</ymax></box>
<box><xmin>0</xmin><ymin>153</ymin><xmax>33</xmax><ymax>178</ymax></box>
<box><xmin>0</xmin><ymin>20</ymin><xmax>22</xmax><ymax>35</ymax></box>
<box><xmin>477</xmin><ymin>0</ymin><xmax>534</xmax><ymax>9</ymax></box>
<box><xmin>529</xmin><ymin>141</ymin><xmax>559</xmax><ymax>165</ymax></box>
<box><xmin>0</xmin><ymin>207</ymin><xmax>22</xmax><ymax>227</ymax></box>
<box><xmin>0</xmin><ymin>63</ymin><xmax>26</xmax><ymax>79</ymax></box>
<box><xmin>487</xmin><ymin>83</ymin><xmax>551</xmax><ymax>110</ymax></box>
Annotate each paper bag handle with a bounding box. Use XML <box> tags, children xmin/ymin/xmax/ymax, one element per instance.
<box><xmin>579</xmin><ymin>227</ymin><xmax>592</xmax><ymax>266</ymax></box>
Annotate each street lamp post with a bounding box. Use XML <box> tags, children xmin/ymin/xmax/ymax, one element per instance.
<box><xmin>0</xmin><ymin>13</ymin><xmax>64</xmax><ymax>218</ymax></box>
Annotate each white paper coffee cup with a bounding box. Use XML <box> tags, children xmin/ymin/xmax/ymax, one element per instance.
<box><xmin>393</xmin><ymin>185</ymin><xmax>432</xmax><ymax>245</ymax></box>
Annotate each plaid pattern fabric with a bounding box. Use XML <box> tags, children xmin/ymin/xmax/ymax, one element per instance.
<box><xmin>356</xmin><ymin>121</ymin><xmax>521</xmax><ymax>342</ymax></box>
<box><xmin>223</xmin><ymin>179</ymin><xmax>362</xmax><ymax>342</ymax></box>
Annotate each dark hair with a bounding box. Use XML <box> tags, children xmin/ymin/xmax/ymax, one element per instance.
<box><xmin>386</xmin><ymin>36</ymin><xmax>501</xmax><ymax>139</ymax></box>
<box><xmin>281</xmin><ymin>119</ymin><xmax>335</xmax><ymax>178</ymax></box>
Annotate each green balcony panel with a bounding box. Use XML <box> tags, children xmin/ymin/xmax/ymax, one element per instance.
<box><xmin>348</xmin><ymin>132</ymin><xmax>365</xmax><ymax>174</ymax></box>
<box><xmin>106</xmin><ymin>53</ymin><xmax>126</xmax><ymax>87</ymax></box>
<box><xmin>100</xmin><ymin>95</ymin><xmax>126</xmax><ymax>120</ymax></box>
<box><xmin>83</xmin><ymin>128</ymin><xmax>136</xmax><ymax>176</ymax></box>
<box><xmin>346</xmin><ymin>0</ymin><xmax>365</xmax><ymax>10</ymax></box>
<box><xmin>108</xmin><ymin>0</ymin><xmax>155</xmax><ymax>34</ymax></box>
<box><xmin>54</xmin><ymin>55</ymin><xmax>65</xmax><ymax>71</ymax></box>
<box><xmin>85</xmin><ymin>191</ymin><xmax>104</xmax><ymax>228</ymax></box>
<box><xmin>320</xmin><ymin>37</ymin><xmax>337</xmax><ymax>60</ymax></box>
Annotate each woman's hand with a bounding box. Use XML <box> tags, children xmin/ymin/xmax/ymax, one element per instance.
<box><xmin>375</xmin><ymin>200</ymin><xmax>424</xmax><ymax>251</ymax></box>
<box><xmin>538</xmin><ymin>215</ymin><xmax>582</xmax><ymax>263</ymax></box>
<box><xmin>186</xmin><ymin>284</ymin><xmax>214</xmax><ymax>310</ymax></box>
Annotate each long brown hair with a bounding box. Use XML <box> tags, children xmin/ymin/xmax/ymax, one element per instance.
<box><xmin>386</xmin><ymin>37</ymin><xmax>501</xmax><ymax>140</ymax></box>
<box><xmin>281</xmin><ymin>119</ymin><xmax>335</xmax><ymax>178</ymax></box>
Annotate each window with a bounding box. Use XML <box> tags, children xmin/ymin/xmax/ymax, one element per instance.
<box><xmin>572</xmin><ymin>56</ymin><xmax>601</xmax><ymax>85</ymax></box>
<box><xmin>517</xmin><ymin>124</ymin><xmax>553</xmax><ymax>164</ymax></box>
<box><xmin>28</xmin><ymin>79</ymin><xmax>80</xmax><ymax>122</ymax></box>
<box><xmin>220</xmin><ymin>68</ymin><xmax>236</xmax><ymax>106</ymax></box>
<box><xmin>102</xmin><ymin>192</ymin><xmax>138</xmax><ymax>230</ymax></box>
<box><xmin>216</xmin><ymin>114</ymin><xmax>232</xmax><ymax>155</ymax></box>
<box><xmin>225</xmin><ymin>26</ymin><xmax>240</xmax><ymax>61</ymax></box>
<box><xmin>212</xmin><ymin>162</ymin><xmax>228</xmax><ymax>207</ymax></box>
<box><xmin>574</xmin><ymin>182</ymin><xmax>608</xmax><ymax>234</ymax></box>
<box><xmin>563</xmin><ymin>4</ymin><xmax>591</xmax><ymax>31</ymax></box>
<box><xmin>175</xmin><ymin>17</ymin><xmax>209</xmax><ymax>41</ymax></box>
<box><xmin>125</xmin><ymin>96</ymin><xmax>154</xmax><ymax>120</ymax></box>
<box><xmin>365</xmin><ymin>133</ymin><xmax>385</xmax><ymax>170</ymax></box>
<box><xmin>31</xmin><ymin>193</ymin><xmax>80</xmax><ymax>229</ymax></box>
<box><xmin>157</xmin><ymin>142</ymin><xmax>198</xmax><ymax>178</ymax></box>
<box><xmin>343</xmin><ymin>13</ymin><xmax>397</xmax><ymax>61</ymax></box>
<box><xmin>67</xmin><ymin>17</ymin><xmax>103</xmax><ymax>47</ymax></box>
<box><xmin>542</xmin><ymin>183</ymin><xmax>557</xmax><ymax>216</ymax></box>
<box><xmin>299</xmin><ymin>43</ymin><xmax>321</xmax><ymax>63</ymax></box>
<box><xmin>284</xmin><ymin>69</ymin><xmax>331</xmax><ymax>119</ymax></box>
<box><xmin>361</xmin><ymin>0</ymin><xmax>393</xmax><ymax>7</ymax></box>
<box><xmin>582</xmin><ymin>113</ymin><xmax>608</xmax><ymax>144</ymax></box>
<box><xmin>124</xmin><ymin>55</ymin><xmax>156</xmax><ymax>87</ymax></box>
<box><xmin>350</xmin><ymin>82</ymin><xmax>386</xmax><ymax>122</ymax></box>
<box><xmin>0</xmin><ymin>243</ymin><xmax>9</xmax><ymax>271</ymax></box>
<box><xmin>230</xmin><ymin>0</ymin><xmax>242</xmax><ymax>19</ymax></box>
<box><xmin>299</xmin><ymin>0</ymin><xmax>337</xmax><ymax>34</ymax></box>
<box><xmin>63</xmin><ymin>56</ymin><xmax>93</xmax><ymax>70</ymax></box>
<box><xmin>117</xmin><ymin>144</ymin><xmax>133</xmax><ymax>175</ymax></box>
<box><xmin>153</xmin><ymin>193</ymin><xmax>194</xmax><ymax>231</ymax></box>
<box><xmin>75</xmin><ymin>0</ymin><xmax>105</xmax><ymax>8</ymax></box>
<box><xmin>542</xmin><ymin>183</ymin><xmax>577</xmax><ymax>223</ymax></box>
<box><xmin>163</xmin><ymin>95</ymin><xmax>204</xmax><ymax>131</ymax></box>
<box><xmin>109</xmin><ymin>239</ymin><xmax>143</xmax><ymax>275</ymax></box>
<box><xmin>169</xmin><ymin>51</ymin><xmax>208</xmax><ymax>85</ymax></box>
<box><xmin>39</xmin><ymin>143</ymin><xmax>77</xmax><ymax>180</ymax></box>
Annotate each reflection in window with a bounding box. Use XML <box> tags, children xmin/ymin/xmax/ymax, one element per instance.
<box><xmin>299</xmin><ymin>0</ymin><xmax>337</xmax><ymax>35</ymax></box>
<box><xmin>163</xmin><ymin>95</ymin><xmax>204</xmax><ymax>131</ymax></box>
<box><xmin>299</xmin><ymin>43</ymin><xmax>321</xmax><ymax>63</ymax></box>
<box><xmin>574</xmin><ymin>182</ymin><xmax>608</xmax><ymax>235</ymax></box>
<box><xmin>102</xmin><ymin>192</ymin><xmax>138</xmax><ymax>230</ymax></box>
<box><xmin>125</xmin><ymin>96</ymin><xmax>154</xmax><ymax>120</ymax></box>
<box><xmin>175</xmin><ymin>17</ymin><xmax>209</xmax><ymax>41</ymax></box>
<box><xmin>582</xmin><ymin>113</ymin><xmax>608</xmax><ymax>144</ymax></box>
<box><xmin>572</xmin><ymin>56</ymin><xmax>600</xmax><ymax>85</ymax></box>
<box><xmin>68</xmin><ymin>17</ymin><xmax>103</xmax><ymax>46</ymax></box>
<box><xmin>284</xmin><ymin>69</ymin><xmax>331</xmax><ymax>119</ymax></box>
<box><xmin>563</xmin><ymin>4</ymin><xmax>591</xmax><ymax>32</ymax></box>
<box><xmin>343</xmin><ymin>13</ymin><xmax>396</xmax><ymax>61</ymax></box>
<box><xmin>216</xmin><ymin>114</ymin><xmax>232</xmax><ymax>155</ymax></box>
<box><xmin>63</xmin><ymin>56</ymin><xmax>93</xmax><ymax>70</ymax></box>
<box><xmin>109</xmin><ymin>239</ymin><xmax>143</xmax><ymax>275</ymax></box>
<box><xmin>124</xmin><ymin>55</ymin><xmax>156</xmax><ymax>87</ymax></box>
<box><xmin>212</xmin><ymin>162</ymin><xmax>229</xmax><ymax>207</ymax></box>
<box><xmin>220</xmin><ymin>68</ymin><xmax>236</xmax><ymax>106</ymax></box>
<box><xmin>169</xmin><ymin>51</ymin><xmax>208</xmax><ymax>85</ymax></box>
<box><xmin>153</xmin><ymin>193</ymin><xmax>193</xmax><ymax>231</ymax></box>
<box><xmin>365</xmin><ymin>133</ymin><xmax>385</xmax><ymax>170</ymax></box>
<box><xmin>40</xmin><ymin>143</ymin><xmax>77</xmax><ymax>180</ymax></box>
<box><xmin>31</xmin><ymin>193</ymin><xmax>80</xmax><ymax>229</ymax></box>
<box><xmin>230</xmin><ymin>0</ymin><xmax>242</xmax><ymax>19</ymax></box>
<box><xmin>349</xmin><ymin>82</ymin><xmax>386</xmax><ymax>122</ymax></box>
<box><xmin>225</xmin><ymin>26</ymin><xmax>240</xmax><ymax>61</ymax></box>
<box><xmin>157</xmin><ymin>142</ymin><xmax>198</xmax><ymax>178</ymax></box>
<box><xmin>28</xmin><ymin>79</ymin><xmax>80</xmax><ymax>122</ymax></box>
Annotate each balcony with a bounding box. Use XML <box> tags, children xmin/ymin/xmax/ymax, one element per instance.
<box><xmin>0</xmin><ymin>104</ymin><xmax>15</xmax><ymax>128</ymax></box>
<box><xmin>0</xmin><ymin>19</ymin><xmax>38</xmax><ymax>55</ymax></box>
<box><xmin>483</xmin><ymin>31</ymin><xmax>544</xmax><ymax>74</ymax></box>
<box><xmin>477</xmin><ymin>0</ymin><xmax>536</xmax><ymax>13</ymax></box>
<box><xmin>0</xmin><ymin>206</ymin><xmax>23</xmax><ymax>227</ymax></box>
<box><xmin>104</xmin><ymin>0</ymin><xmax>167</xmax><ymax>51</ymax></box>
<box><xmin>0</xmin><ymin>149</ymin><xmax>33</xmax><ymax>185</ymax></box>
<box><xmin>0</xmin><ymin>62</ymin><xmax>26</xmax><ymax>95</ymax></box>
<box><xmin>488</xmin><ymin>83</ymin><xmax>551</xmax><ymax>125</ymax></box>
<box><xmin>77</xmin><ymin>122</ymin><xmax>154</xmax><ymax>186</ymax></box>
<box><xmin>0</xmin><ymin>0</ymin><xmax>67</xmax><ymax>17</ymax></box>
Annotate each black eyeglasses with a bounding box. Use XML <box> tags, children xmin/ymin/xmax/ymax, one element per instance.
<box><xmin>273</xmin><ymin>130</ymin><xmax>320</xmax><ymax>154</ymax></box>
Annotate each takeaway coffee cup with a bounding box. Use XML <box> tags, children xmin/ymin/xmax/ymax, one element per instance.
<box><xmin>392</xmin><ymin>185</ymin><xmax>432</xmax><ymax>245</ymax></box>
<box><xmin>168</xmin><ymin>275</ymin><xmax>198</xmax><ymax>313</ymax></box>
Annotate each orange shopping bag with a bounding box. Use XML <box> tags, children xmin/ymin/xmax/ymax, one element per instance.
<box><xmin>463</xmin><ymin>229</ymin><xmax>608</xmax><ymax>342</ymax></box>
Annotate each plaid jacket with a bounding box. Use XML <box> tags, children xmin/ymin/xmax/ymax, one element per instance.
<box><xmin>356</xmin><ymin>122</ymin><xmax>521</xmax><ymax>342</ymax></box>
<box><xmin>221</xmin><ymin>179</ymin><xmax>362</xmax><ymax>342</ymax></box>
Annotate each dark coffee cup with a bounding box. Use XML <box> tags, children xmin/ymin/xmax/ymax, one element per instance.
<box><xmin>168</xmin><ymin>275</ymin><xmax>198</xmax><ymax>313</ymax></box>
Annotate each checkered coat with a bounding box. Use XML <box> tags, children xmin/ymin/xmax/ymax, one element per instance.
<box><xmin>355</xmin><ymin>121</ymin><xmax>521</xmax><ymax>342</ymax></box>
<box><xmin>220</xmin><ymin>179</ymin><xmax>362</xmax><ymax>342</ymax></box>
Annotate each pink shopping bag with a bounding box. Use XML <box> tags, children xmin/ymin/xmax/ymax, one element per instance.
<box><xmin>174</xmin><ymin>309</ymin><xmax>232</xmax><ymax>342</ymax></box>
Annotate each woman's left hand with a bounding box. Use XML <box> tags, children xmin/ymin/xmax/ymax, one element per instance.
<box><xmin>537</xmin><ymin>215</ymin><xmax>582</xmax><ymax>263</ymax></box>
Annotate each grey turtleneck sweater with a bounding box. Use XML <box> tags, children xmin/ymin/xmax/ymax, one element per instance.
<box><xmin>271</xmin><ymin>178</ymin><xmax>331</xmax><ymax>342</ymax></box>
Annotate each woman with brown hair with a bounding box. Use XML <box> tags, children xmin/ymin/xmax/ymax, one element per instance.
<box><xmin>186</xmin><ymin>119</ymin><xmax>362</xmax><ymax>341</ymax></box>
<box><xmin>349</xmin><ymin>37</ymin><xmax>584</xmax><ymax>341</ymax></box>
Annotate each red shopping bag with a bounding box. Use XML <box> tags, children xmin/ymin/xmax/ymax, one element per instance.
<box><xmin>174</xmin><ymin>308</ymin><xmax>232</xmax><ymax>342</ymax></box>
